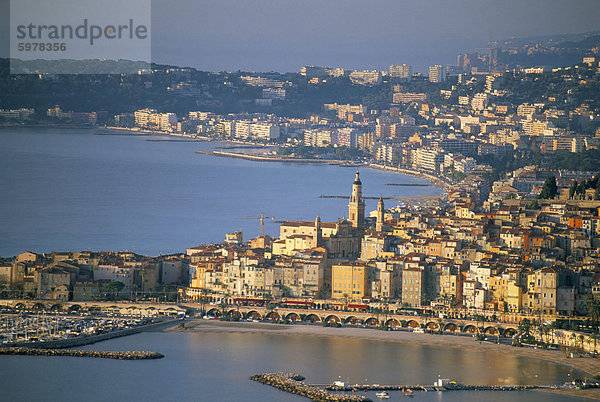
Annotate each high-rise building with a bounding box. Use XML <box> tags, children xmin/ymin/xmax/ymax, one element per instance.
<box><xmin>428</xmin><ymin>65</ymin><xmax>446</xmax><ymax>83</ymax></box>
<box><xmin>251</xmin><ymin>123</ymin><xmax>280</xmax><ymax>140</ymax></box>
<box><xmin>388</xmin><ymin>64</ymin><xmax>412</xmax><ymax>80</ymax></box>
<box><xmin>489</xmin><ymin>47</ymin><xmax>499</xmax><ymax>68</ymax></box>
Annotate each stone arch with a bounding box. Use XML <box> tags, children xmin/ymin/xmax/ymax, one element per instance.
<box><xmin>503</xmin><ymin>327</ymin><xmax>518</xmax><ymax>337</ymax></box>
<box><xmin>407</xmin><ymin>319</ymin><xmax>420</xmax><ymax>328</ymax></box>
<box><xmin>443</xmin><ymin>323</ymin><xmax>458</xmax><ymax>332</ymax></box>
<box><xmin>14</xmin><ymin>302</ymin><xmax>26</xmax><ymax>310</ymax></box>
<box><xmin>463</xmin><ymin>324</ymin><xmax>477</xmax><ymax>333</ymax></box>
<box><xmin>285</xmin><ymin>312</ymin><xmax>300</xmax><ymax>322</ymax></box>
<box><xmin>32</xmin><ymin>302</ymin><xmax>46</xmax><ymax>311</ymax></box>
<box><xmin>385</xmin><ymin>318</ymin><xmax>400</xmax><ymax>329</ymax></box>
<box><xmin>265</xmin><ymin>311</ymin><xmax>280</xmax><ymax>321</ymax></box>
<box><xmin>324</xmin><ymin>314</ymin><xmax>340</xmax><ymax>324</ymax></box>
<box><xmin>206</xmin><ymin>307</ymin><xmax>221</xmax><ymax>317</ymax></box>
<box><xmin>425</xmin><ymin>321</ymin><xmax>440</xmax><ymax>330</ymax></box>
<box><xmin>344</xmin><ymin>316</ymin><xmax>360</xmax><ymax>325</ymax></box>
<box><xmin>227</xmin><ymin>310</ymin><xmax>242</xmax><ymax>319</ymax></box>
<box><xmin>484</xmin><ymin>326</ymin><xmax>499</xmax><ymax>335</ymax></box>
<box><xmin>245</xmin><ymin>310</ymin><xmax>262</xmax><ymax>320</ymax></box>
<box><xmin>305</xmin><ymin>313</ymin><xmax>321</xmax><ymax>323</ymax></box>
<box><xmin>364</xmin><ymin>317</ymin><xmax>379</xmax><ymax>327</ymax></box>
<box><xmin>50</xmin><ymin>303</ymin><xmax>63</xmax><ymax>311</ymax></box>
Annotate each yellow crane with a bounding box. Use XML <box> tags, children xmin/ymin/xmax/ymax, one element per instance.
<box><xmin>234</xmin><ymin>212</ymin><xmax>276</xmax><ymax>236</ymax></box>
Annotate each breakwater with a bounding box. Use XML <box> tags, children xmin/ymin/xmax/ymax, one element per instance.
<box><xmin>251</xmin><ymin>373</ymin><xmax>370</xmax><ymax>402</ymax></box>
<box><xmin>327</xmin><ymin>383</ymin><xmax>543</xmax><ymax>392</ymax></box>
<box><xmin>0</xmin><ymin>347</ymin><xmax>163</xmax><ymax>360</ymax></box>
<box><xmin>196</xmin><ymin>150</ymin><xmax>335</xmax><ymax>163</ymax></box>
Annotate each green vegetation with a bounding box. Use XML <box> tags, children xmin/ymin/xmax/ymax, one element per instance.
<box><xmin>538</xmin><ymin>176</ymin><xmax>557</xmax><ymax>199</ymax></box>
<box><xmin>568</xmin><ymin>174</ymin><xmax>600</xmax><ymax>199</ymax></box>
<box><xmin>101</xmin><ymin>281</ymin><xmax>125</xmax><ymax>300</ymax></box>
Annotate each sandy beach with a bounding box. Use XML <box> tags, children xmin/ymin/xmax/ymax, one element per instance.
<box><xmin>168</xmin><ymin>319</ymin><xmax>600</xmax><ymax>380</ymax></box>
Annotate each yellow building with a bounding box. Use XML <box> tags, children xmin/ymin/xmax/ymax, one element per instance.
<box><xmin>360</xmin><ymin>234</ymin><xmax>390</xmax><ymax>261</ymax></box>
<box><xmin>332</xmin><ymin>263</ymin><xmax>368</xmax><ymax>301</ymax></box>
<box><xmin>507</xmin><ymin>281</ymin><xmax>523</xmax><ymax>313</ymax></box>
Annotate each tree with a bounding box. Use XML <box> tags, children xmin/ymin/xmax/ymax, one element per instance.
<box><xmin>518</xmin><ymin>318</ymin><xmax>532</xmax><ymax>339</ymax></box>
<box><xmin>527</xmin><ymin>199</ymin><xmax>540</xmax><ymax>209</ymax></box>
<box><xmin>538</xmin><ymin>176</ymin><xmax>557</xmax><ymax>199</ymax></box>
<box><xmin>590</xmin><ymin>333</ymin><xmax>598</xmax><ymax>355</ymax></box>
<box><xmin>102</xmin><ymin>281</ymin><xmax>125</xmax><ymax>300</ymax></box>
<box><xmin>569</xmin><ymin>181</ymin><xmax>578</xmax><ymax>199</ymax></box>
<box><xmin>578</xmin><ymin>334</ymin><xmax>585</xmax><ymax>350</ymax></box>
<box><xmin>587</xmin><ymin>294</ymin><xmax>600</xmax><ymax>324</ymax></box>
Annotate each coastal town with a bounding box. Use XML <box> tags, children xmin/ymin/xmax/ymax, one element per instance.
<box><xmin>2</xmin><ymin>33</ymin><xmax>600</xmax><ymax>399</ymax></box>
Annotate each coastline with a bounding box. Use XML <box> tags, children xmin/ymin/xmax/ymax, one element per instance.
<box><xmin>2</xmin><ymin>125</ymin><xmax>450</xmax><ymax>193</ymax></box>
<box><xmin>194</xmin><ymin>149</ymin><xmax>450</xmax><ymax>193</ymax></box>
<box><xmin>171</xmin><ymin>319</ymin><xmax>600</xmax><ymax>380</ymax></box>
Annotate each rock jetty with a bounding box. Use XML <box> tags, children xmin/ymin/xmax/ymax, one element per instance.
<box><xmin>0</xmin><ymin>347</ymin><xmax>164</xmax><ymax>360</ymax></box>
<box><xmin>251</xmin><ymin>372</ymin><xmax>370</xmax><ymax>401</ymax></box>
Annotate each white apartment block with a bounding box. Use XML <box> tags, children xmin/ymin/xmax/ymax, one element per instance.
<box><xmin>241</xmin><ymin>76</ymin><xmax>284</xmax><ymax>88</ymax></box>
<box><xmin>337</xmin><ymin>128</ymin><xmax>360</xmax><ymax>148</ymax></box>
<box><xmin>388</xmin><ymin>64</ymin><xmax>412</xmax><ymax>80</ymax></box>
<box><xmin>262</xmin><ymin>88</ymin><xmax>286</xmax><ymax>99</ymax></box>
<box><xmin>428</xmin><ymin>65</ymin><xmax>446</xmax><ymax>83</ymax></box>
<box><xmin>304</xmin><ymin>129</ymin><xmax>336</xmax><ymax>147</ymax></box>
<box><xmin>471</xmin><ymin>93</ymin><xmax>489</xmax><ymax>111</ymax></box>
<box><xmin>349</xmin><ymin>70</ymin><xmax>382</xmax><ymax>86</ymax></box>
<box><xmin>324</xmin><ymin>103</ymin><xmax>367</xmax><ymax>115</ymax></box>
<box><xmin>393</xmin><ymin>92</ymin><xmax>427</xmax><ymax>103</ymax></box>
<box><xmin>134</xmin><ymin>108</ymin><xmax>156</xmax><ymax>127</ymax></box>
<box><xmin>235</xmin><ymin>121</ymin><xmax>251</xmax><ymax>139</ymax></box>
<box><xmin>412</xmin><ymin>147</ymin><xmax>446</xmax><ymax>172</ymax></box>
<box><xmin>251</xmin><ymin>123</ymin><xmax>280</xmax><ymax>140</ymax></box>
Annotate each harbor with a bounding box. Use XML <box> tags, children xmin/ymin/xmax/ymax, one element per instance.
<box><xmin>0</xmin><ymin>310</ymin><xmax>178</xmax><ymax>349</ymax></box>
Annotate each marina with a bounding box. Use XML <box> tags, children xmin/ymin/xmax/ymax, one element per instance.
<box><xmin>0</xmin><ymin>311</ymin><xmax>175</xmax><ymax>348</ymax></box>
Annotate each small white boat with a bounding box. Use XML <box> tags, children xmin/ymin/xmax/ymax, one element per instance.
<box><xmin>376</xmin><ymin>391</ymin><xmax>390</xmax><ymax>399</ymax></box>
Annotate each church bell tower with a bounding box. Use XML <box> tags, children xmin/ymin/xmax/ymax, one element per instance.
<box><xmin>348</xmin><ymin>171</ymin><xmax>365</xmax><ymax>228</ymax></box>
<box><xmin>376</xmin><ymin>196</ymin><xmax>384</xmax><ymax>232</ymax></box>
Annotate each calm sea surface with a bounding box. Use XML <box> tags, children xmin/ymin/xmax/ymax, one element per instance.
<box><xmin>0</xmin><ymin>127</ymin><xmax>441</xmax><ymax>257</ymax></box>
<box><xmin>0</xmin><ymin>330</ymin><xmax>586</xmax><ymax>401</ymax></box>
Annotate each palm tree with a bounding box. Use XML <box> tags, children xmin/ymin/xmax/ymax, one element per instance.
<box><xmin>584</xmin><ymin>337</ymin><xmax>592</xmax><ymax>353</ymax></box>
<box><xmin>518</xmin><ymin>318</ymin><xmax>532</xmax><ymax>339</ymax></box>
<box><xmin>475</xmin><ymin>314</ymin><xmax>486</xmax><ymax>335</ymax></box>
<box><xmin>578</xmin><ymin>334</ymin><xmax>585</xmax><ymax>350</ymax></box>
<box><xmin>589</xmin><ymin>333</ymin><xmax>598</xmax><ymax>354</ymax></box>
<box><xmin>570</xmin><ymin>332</ymin><xmax>578</xmax><ymax>348</ymax></box>
<box><xmin>588</xmin><ymin>294</ymin><xmax>600</xmax><ymax>325</ymax></box>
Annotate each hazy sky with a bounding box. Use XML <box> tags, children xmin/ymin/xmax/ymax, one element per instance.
<box><xmin>2</xmin><ymin>0</ymin><xmax>600</xmax><ymax>73</ymax></box>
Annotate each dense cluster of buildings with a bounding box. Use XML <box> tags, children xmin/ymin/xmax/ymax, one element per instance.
<box><xmin>0</xmin><ymin>251</ymin><xmax>189</xmax><ymax>301</ymax></box>
<box><xmin>182</xmin><ymin>173</ymin><xmax>600</xmax><ymax>318</ymax></box>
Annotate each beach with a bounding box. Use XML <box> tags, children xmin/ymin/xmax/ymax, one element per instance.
<box><xmin>169</xmin><ymin>319</ymin><xmax>600</xmax><ymax>382</ymax></box>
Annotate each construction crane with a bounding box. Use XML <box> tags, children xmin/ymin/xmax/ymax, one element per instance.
<box><xmin>234</xmin><ymin>212</ymin><xmax>275</xmax><ymax>236</ymax></box>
